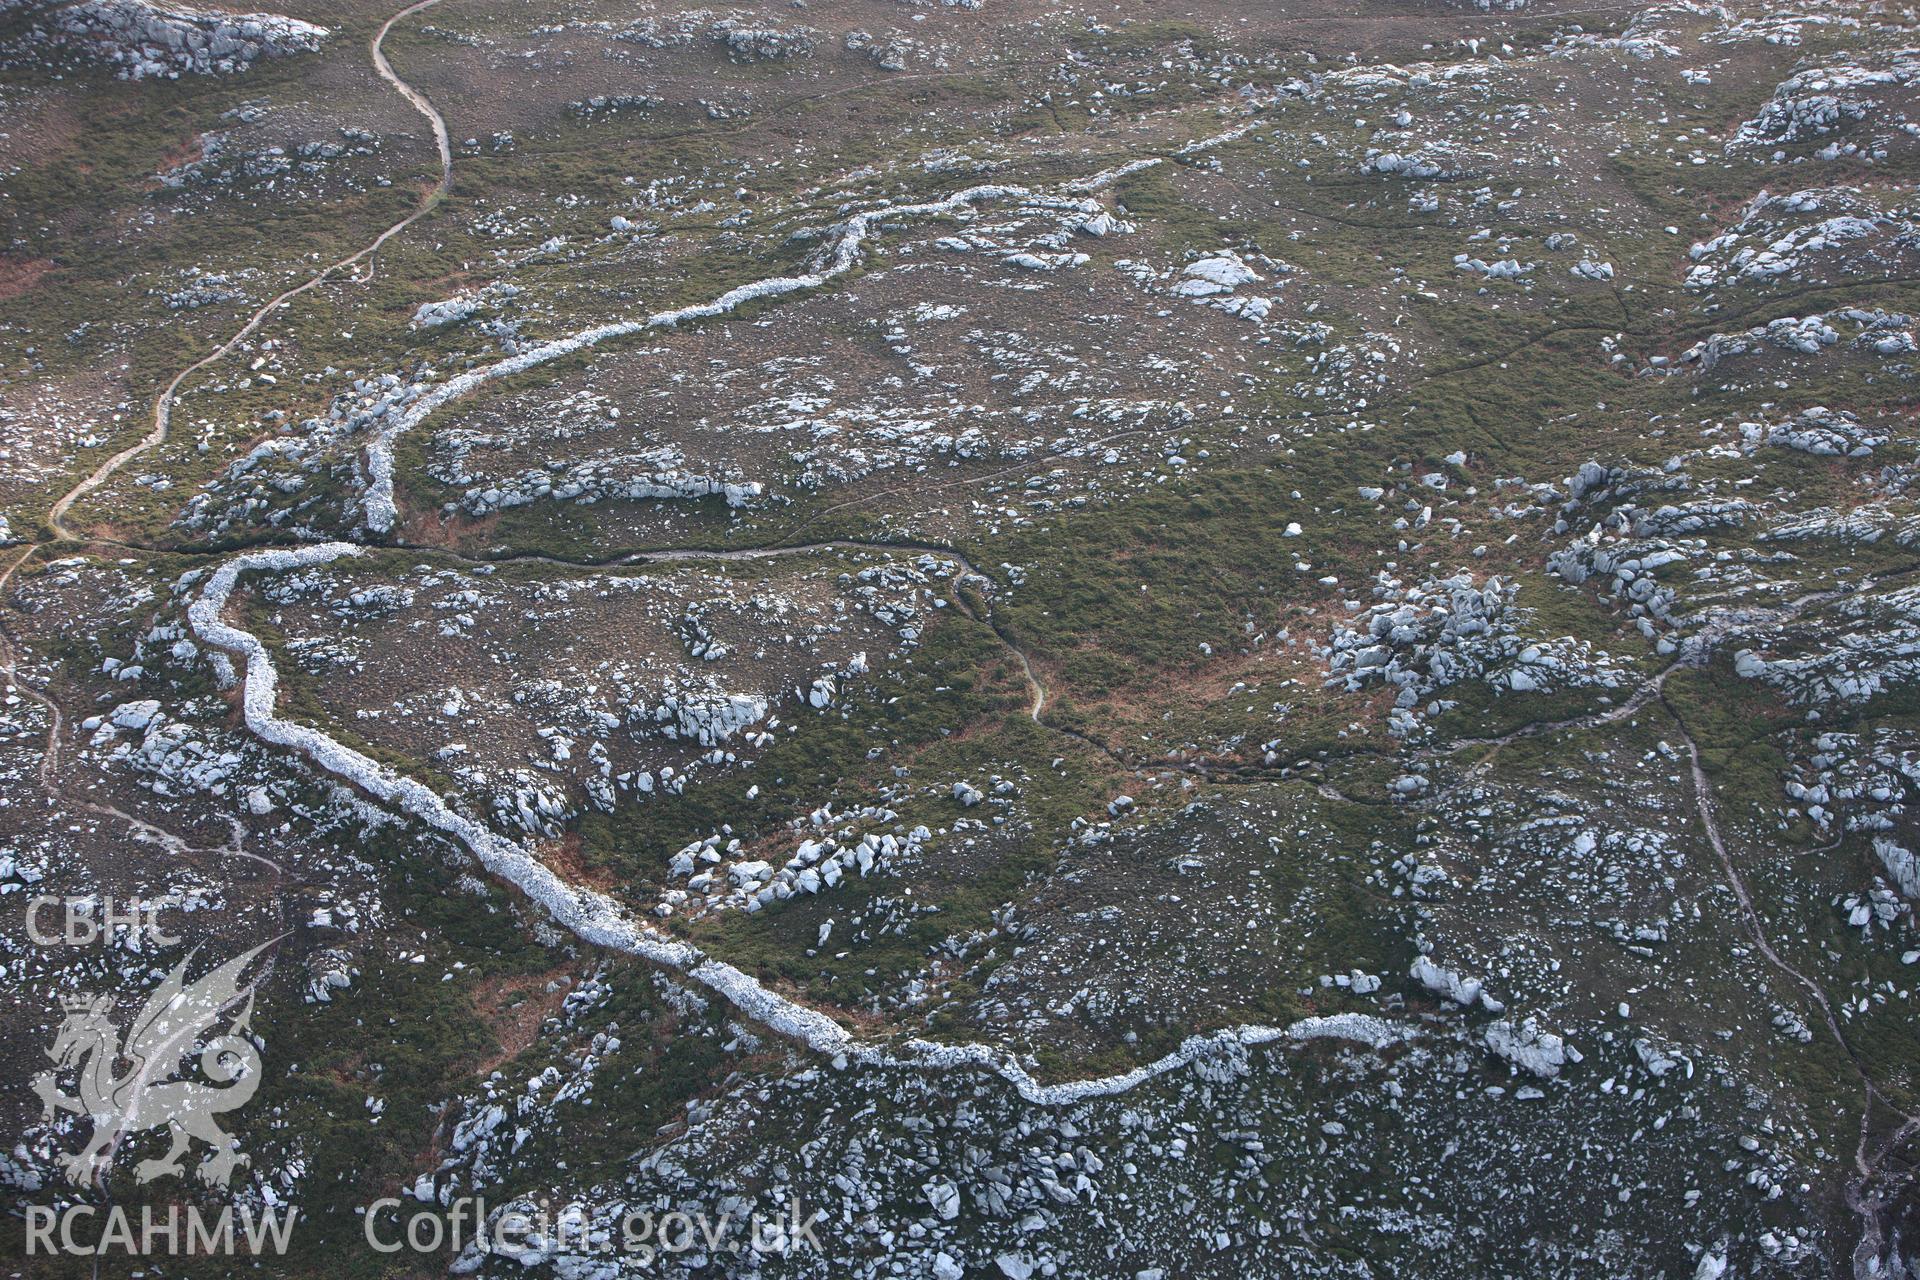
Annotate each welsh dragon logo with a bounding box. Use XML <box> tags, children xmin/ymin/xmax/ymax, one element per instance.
<box><xmin>32</xmin><ymin>940</ymin><xmax>276</xmax><ymax>1189</ymax></box>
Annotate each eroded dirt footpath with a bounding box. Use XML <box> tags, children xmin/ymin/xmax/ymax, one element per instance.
<box><xmin>47</xmin><ymin>0</ymin><xmax>454</xmax><ymax>543</ymax></box>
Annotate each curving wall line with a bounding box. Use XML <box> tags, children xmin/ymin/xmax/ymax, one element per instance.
<box><xmin>189</xmin><ymin>542</ymin><xmax>1406</xmax><ymax>1105</ymax></box>
<box><xmin>361</xmin><ymin>185</ymin><xmax>1102</xmax><ymax>533</ymax></box>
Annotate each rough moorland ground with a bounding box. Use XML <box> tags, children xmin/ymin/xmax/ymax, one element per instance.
<box><xmin>3</xmin><ymin>0</ymin><xmax>1920</xmax><ymax>1276</ymax></box>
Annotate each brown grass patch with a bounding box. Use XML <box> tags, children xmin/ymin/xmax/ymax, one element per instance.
<box><xmin>469</xmin><ymin>966</ymin><xmax>575</xmax><ymax>1074</ymax></box>
<box><xmin>146</xmin><ymin>132</ymin><xmax>210</xmax><ymax>185</ymax></box>
<box><xmin>0</xmin><ymin>257</ymin><xmax>54</xmax><ymax>302</ymax></box>
<box><xmin>397</xmin><ymin>504</ymin><xmax>500</xmax><ymax>550</ymax></box>
<box><xmin>538</xmin><ymin>831</ymin><xmax>622</xmax><ymax>894</ymax></box>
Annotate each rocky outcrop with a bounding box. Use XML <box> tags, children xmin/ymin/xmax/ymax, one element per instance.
<box><xmin>1756</xmin><ymin>406</ymin><xmax>1889</xmax><ymax>458</ymax></box>
<box><xmin>1680</xmin><ymin>307</ymin><xmax>1917</xmax><ymax>369</ymax></box>
<box><xmin>42</xmin><ymin>0</ymin><xmax>327</xmax><ymax>78</ymax></box>
<box><xmin>1732</xmin><ymin>51</ymin><xmax>1920</xmax><ymax>147</ymax></box>
<box><xmin>1327</xmin><ymin>570</ymin><xmax>1626</xmax><ymax>737</ymax></box>
<box><xmin>1484</xmin><ymin>1018</ymin><xmax>1576</xmax><ymax>1079</ymax></box>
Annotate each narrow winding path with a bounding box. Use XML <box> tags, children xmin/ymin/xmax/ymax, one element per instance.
<box><xmin>48</xmin><ymin>0</ymin><xmax>452</xmax><ymax>543</ymax></box>
<box><xmin>1658</xmin><ymin>692</ymin><xmax>1920</xmax><ymax>1272</ymax></box>
<box><xmin>1</xmin><ymin>0</ymin><xmax>453</xmax><ymax>901</ymax></box>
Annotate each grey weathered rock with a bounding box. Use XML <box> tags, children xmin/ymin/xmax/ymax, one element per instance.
<box><xmin>46</xmin><ymin>0</ymin><xmax>327</xmax><ymax>78</ymax></box>
<box><xmin>1484</xmin><ymin>1018</ymin><xmax>1574</xmax><ymax>1079</ymax></box>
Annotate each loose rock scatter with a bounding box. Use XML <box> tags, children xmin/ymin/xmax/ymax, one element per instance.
<box><xmin>2</xmin><ymin>0</ymin><xmax>1919</xmax><ymax>1275</ymax></box>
